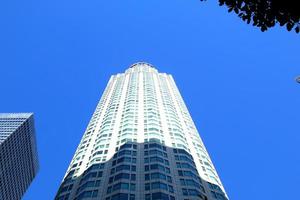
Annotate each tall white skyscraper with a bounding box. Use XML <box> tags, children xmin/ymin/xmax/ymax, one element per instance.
<box><xmin>0</xmin><ymin>113</ymin><xmax>39</xmax><ymax>200</ymax></box>
<box><xmin>56</xmin><ymin>63</ymin><xmax>227</xmax><ymax>200</ymax></box>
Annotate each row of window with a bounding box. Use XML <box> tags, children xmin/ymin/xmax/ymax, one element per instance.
<box><xmin>211</xmin><ymin>191</ymin><xmax>227</xmax><ymax>200</ymax></box>
<box><xmin>109</xmin><ymin>173</ymin><xmax>136</xmax><ymax>183</ymax></box>
<box><xmin>178</xmin><ymin>170</ymin><xmax>199</xmax><ymax>179</ymax></box>
<box><xmin>113</xmin><ymin>150</ymin><xmax>137</xmax><ymax>158</ymax></box>
<box><xmin>75</xmin><ymin>190</ymin><xmax>98</xmax><ymax>200</ymax></box>
<box><xmin>179</xmin><ymin>178</ymin><xmax>200</xmax><ymax>188</ymax></box>
<box><xmin>176</xmin><ymin>162</ymin><xmax>197</xmax><ymax>171</ymax></box>
<box><xmin>77</xmin><ymin>180</ymin><xmax>100</xmax><ymax>193</ymax></box>
<box><xmin>112</xmin><ymin>156</ymin><xmax>137</xmax><ymax>166</ymax></box>
<box><xmin>80</xmin><ymin>171</ymin><xmax>103</xmax><ymax>184</ymax></box>
<box><xmin>174</xmin><ymin>155</ymin><xmax>195</xmax><ymax>165</ymax></box>
<box><xmin>58</xmin><ymin>183</ymin><xmax>73</xmax><ymax>194</ymax></box>
<box><xmin>107</xmin><ymin>182</ymin><xmax>136</xmax><ymax>193</ymax></box>
<box><xmin>145</xmin><ymin>192</ymin><xmax>175</xmax><ymax>200</ymax></box>
<box><xmin>145</xmin><ymin>172</ymin><xmax>172</xmax><ymax>183</ymax></box>
<box><xmin>145</xmin><ymin>181</ymin><xmax>174</xmax><ymax>193</ymax></box>
<box><xmin>111</xmin><ymin>165</ymin><xmax>136</xmax><ymax>175</ymax></box>
<box><xmin>144</xmin><ymin>149</ymin><xmax>168</xmax><ymax>158</ymax></box>
<box><xmin>145</xmin><ymin>164</ymin><xmax>170</xmax><ymax>174</ymax></box>
<box><xmin>144</xmin><ymin>143</ymin><xmax>166</xmax><ymax>151</ymax></box>
<box><xmin>182</xmin><ymin>188</ymin><xmax>203</xmax><ymax>198</ymax></box>
<box><xmin>119</xmin><ymin>143</ymin><xmax>137</xmax><ymax>150</ymax></box>
<box><xmin>144</xmin><ymin>156</ymin><xmax>169</xmax><ymax>165</ymax></box>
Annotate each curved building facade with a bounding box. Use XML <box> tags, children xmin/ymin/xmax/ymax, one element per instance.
<box><xmin>56</xmin><ymin>63</ymin><xmax>227</xmax><ymax>200</ymax></box>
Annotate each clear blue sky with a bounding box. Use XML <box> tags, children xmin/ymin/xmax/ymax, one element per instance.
<box><xmin>0</xmin><ymin>0</ymin><xmax>299</xmax><ymax>199</ymax></box>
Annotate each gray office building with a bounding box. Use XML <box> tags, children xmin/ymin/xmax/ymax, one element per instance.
<box><xmin>0</xmin><ymin>113</ymin><xmax>39</xmax><ymax>200</ymax></box>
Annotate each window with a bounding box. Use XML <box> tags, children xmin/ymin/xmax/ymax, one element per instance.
<box><xmin>111</xmin><ymin>193</ymin><xmax>128</xmax><ymax>200</ymax></box>
<box><xmin>188</xmin><ymin>189</ymin><xmax>200</xmax><ymax>196</ymax></box>
<box><xmin>114</xmin><ymin>173</ymin><xmax>130</xmax><ymax>181</ymax></box>
<box><xmin>182</xmin><ymin>189</ymin><xmax>188</xmax><ymax>196</ymax></box>
<box><xmin>130</xmin><ymin>183</ymin><xmax>136</xmax><ymax>191</ymax></box>
<box><xmin>168</xmin><ymin>185</ymin><xmax>174</xmax><ymax>193</ymax></box>
<box><xmin>107</xmin><ymin>186</ymin><xmax>112</xmax><ymax>194</ymax></box>
<box><xmin>145</xmin><ymin>183</ymin><xmax>150</xmax><ymax>190</ymax></box>
<box><xmin>145</xmin><ymin>194</ymin><xmax>151</xmax><ymax>200</ymax></box>
<box><xmin>145</xmin><ymin>166</ymin><xmax>149</xmax><ymax>171</ymax></box>
<box><xmin>145</xmin><ymin>174</ymin><xmax>150</xmax><ymax>181</ymax></box>
<box><xmin>152</xmin><ymin>192</ymin><xmax>169</xmax><ymax>200</ymax></box>
<box><xmin>131</xmin><ymin>166</ymin><xmax>136</xmax><ymax>171</ymax></box>
<box><xmin>109</xmin><ymin>177</ymin><xmax>114</xmax><ymax>183</ymax></box>
<box><xmin>113</xmin><ymin>183</ymin><xmax>129</xmax><ymax>191</ymax></box>
<box><xmin>129</xmin><ymin>194</ymin><xmax>135</xmax><ymax>200</ymax></box>
<box><xmin>116</xmin><ymin>164</ymin><xmax>131</xmax><ymax>172</ymax></box>
<box><xmin>131</xmin><ymin>174</ymin><xmax>136</xmax><ymax>181</ymax></box>
<box><xmin>150</xmin><ymin>182</ymin><xmax>168</xmax><ymax>191</ymax></box>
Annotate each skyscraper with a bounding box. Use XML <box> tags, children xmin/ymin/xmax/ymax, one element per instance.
<box><xmin>0</xmin><ymin>113</ymin><xmax>39</xmax><ymax>200</ymax></box>
<box><xmin>56</xmin><ymin>63</ymin><xmax>227</xmax><ymax>200</ymax></box>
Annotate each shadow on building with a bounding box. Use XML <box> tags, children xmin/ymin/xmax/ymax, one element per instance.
<box><xmin>55</xmin><ymin>141</ymin><xmax>227</xmax><ymax>200</ymax></box>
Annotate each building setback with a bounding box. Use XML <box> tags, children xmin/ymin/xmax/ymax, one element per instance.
<box><xmin>56</xmin><ymin>63</ymin><xmax>228</xmax><ymax>200</ymax></box>
<box><xmin>0</xmin><ymin>113</ymin><xmax>39</xmax><ymax>200</ymax></box>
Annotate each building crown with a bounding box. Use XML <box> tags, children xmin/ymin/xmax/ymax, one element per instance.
<box><xmin>126</xmin><ymin>62</ymin><xmax>158</xmax><ymax>73</ymax></box>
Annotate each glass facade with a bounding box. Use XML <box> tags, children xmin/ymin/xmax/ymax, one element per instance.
<box><xmin>0</xmin><ymin>113</ymin><xmax>39</xmax><ymax>200</ymax></box>
<box><xmin>55</xmin><ymin>63</ymin><xmax>228</xmax><ymax>200</ymax></box>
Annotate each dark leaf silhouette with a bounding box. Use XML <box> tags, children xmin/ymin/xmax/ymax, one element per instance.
<box><xmin>201</xmin><ymin>0</ymin><xmax>300</xmax><ymax>33</ymax></box>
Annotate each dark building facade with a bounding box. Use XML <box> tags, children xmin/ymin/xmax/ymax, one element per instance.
<box><xmin>0</xmin><ymin>113</ymin><xmax>39</xmax><ymax>200</ymax></box>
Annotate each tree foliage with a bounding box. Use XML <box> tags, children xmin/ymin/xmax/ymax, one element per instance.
<box><xmin>204</xmin><ymin>0</ymin><xmax>300</xmax><ymax>33</ymax></box>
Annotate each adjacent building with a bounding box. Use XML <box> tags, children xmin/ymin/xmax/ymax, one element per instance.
<box><xmin>56</xmin><ymin>63</ymin><xmax>228</xmax><ymax>200</ymax></box>
<box><xmin>0</xmin><ymin>113</ymin><xmax>39</xmax><ymax>200</ymax></box>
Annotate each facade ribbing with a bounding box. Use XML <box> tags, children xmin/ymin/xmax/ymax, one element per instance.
<box><xmin>0</xmin><ymin>113</ymin><xmax>39</xmax><ymax>200</ymax></box>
